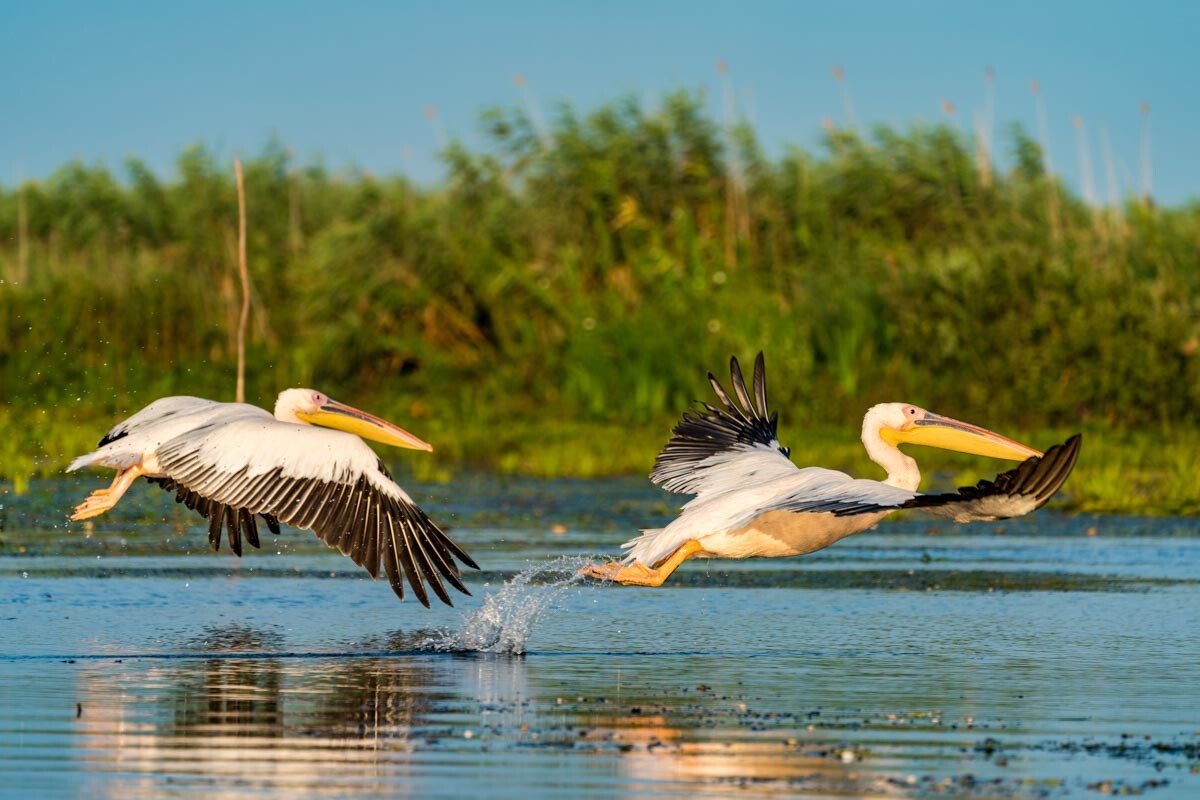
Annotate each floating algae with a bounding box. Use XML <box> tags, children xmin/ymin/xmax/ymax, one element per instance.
<box><xmin>423</xmin><ymin>556</ymin><xmax>592</xmax><ymax>654</ymax></box>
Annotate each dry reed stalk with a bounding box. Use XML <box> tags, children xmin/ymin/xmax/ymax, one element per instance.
<box><xmin>832</xmin><ymin>65</ymin><xmax>856</xmax><ymax>130</ymax></box>
<box><xmin>513</xmin><ymin>73</ymin><xmax>549</xmax><ymax>143</ymax></box>
<box><xmin>1139</xmin><ymin>102</ymin><xmax>1152</xmax><ymax>203</ymax></box>
<box><xmin>235</xmin><ymin>158</ymin><xmax>250</xmax><ymax>403</ymax></box>
<box><xmin>941</xmin><ymin>100</ymin><xmax>957</xmax><ymax>126</ymax></box>
<box><xmin>1100</xmin><ymin>127</ymin><xmax>1124</xmax><ymax>233</ymax></box>
<box><xmin>975</xmin><ymin>68</ymin><xmax>995</xmax><ymax>188</ymax></box>
<box><xmin>1029</xmin><ymin>81</ymin><xmax>1063</xmax><ymax>243</ymax></box>
<box><xmin>1073</xmin><ymin>116</ymin><xmax>1097</xmax><ymax>208</ymax></box>
<box><xmin>288</xmin><ymin>169</ymin><xmax>303</xmax><ymax>256</ymax></box>
<box><xmin>16</xmin><ymin>181</ymin><xmax>28</xmax><ymax>284</ymax></box>
<box><xmin>716</xmin><ymin>59</ymin><xmax>740</xmax><ymax>268</ymax></box>
<box><xmin>424</xmin><ymin>106</ymin><xmax>447</xmax><ymax>150</ymax></box>
<box><xmin>1030</xmin><ymin>81</ymin><xmax>1052</xmax><ymax>171</ymax></box>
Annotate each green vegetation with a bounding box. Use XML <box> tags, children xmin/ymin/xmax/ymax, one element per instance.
<box><xmin>1</xmin><ymin>91</ymin><xmax>1197</xmax><ymax>512</ymax></box>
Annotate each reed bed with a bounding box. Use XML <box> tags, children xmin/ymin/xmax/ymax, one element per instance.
<box><xmin>0</xmin><ymin>92</ymin><xmax>1197</xmax><ymax>513</ymax></box>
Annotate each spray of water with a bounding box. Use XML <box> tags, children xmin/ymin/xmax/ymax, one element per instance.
<box><xmin>422</xmin><ymin>556</ymin><xmax>594</xmax><ymax>655</ymax></box>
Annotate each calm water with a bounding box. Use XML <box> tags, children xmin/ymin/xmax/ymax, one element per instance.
<box><xmin>1</xmin><ymin>475</ymin><xmax>1198</xmax><ymax>798</ymax></box>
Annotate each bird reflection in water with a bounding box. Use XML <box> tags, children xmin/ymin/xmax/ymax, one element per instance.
<box><xmin>71</xmin><ymin>625</ymin><xmax>473</xmax><ymax>797</ymax></box>
<box><xmin>581</xmin><ymin>708</ymin><xmax>884</xmax><ymax>796</ymax></box>
<box><xmin>69</xmin><ymin>625</ymin><xmax>882</xmax><ymax>797</ymax></box>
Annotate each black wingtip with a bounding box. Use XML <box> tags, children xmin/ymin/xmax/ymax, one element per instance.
<box><xmin>1034</xmin><ymin>433</ymin><xmax>1082</xmax><ymax>504</ymax></box>
<box><xmin>752</xmin><ymin>351</ymin><xmax>766</xmax><ymax>386</ymax></box>
<box><xmin>97</xmin><ymin>429</ymin><xmax>128</xmax><ymax>448</ymax></box>
<box><xmin>227</xmin><ymin>507</ymin><xmax>243</xmax><ymax>557</ymax></box>
<box><xmin>728</xmin><ymin>356</ymin><xmax>753</xmax><ymax>412</ymax></box>
<box><xmin>650</xmin><ymin>352</ymin><xmax>788</xmax><ymax>493</ymax></box>
<box><xmin>1013</xmin><ymin>433</ymin><xmax>1082</xmax><ymax>500</ymax></box>
<box><xmin>902</xmin><ymin>432</ymin><xmax>1083</xmax><ymax>518</ymax></box>
<box><xmin>242</xmin><ymin>509</ymin><xmax>261</xmax><ymax>549</ymax></box>
<box><xmin>208</xmin><ymin>507</ymin><xmax>224</xmax><ymax>553</ymax></box>
<box><xmin>752</xmin><ymin>352</ymin><xmax>768</xmax><ymax>418</ymax></box>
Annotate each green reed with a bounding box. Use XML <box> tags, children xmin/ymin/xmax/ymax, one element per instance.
<box><xmin>0</xmin><ymin>91</ymin><xmax>1197</xmax><ymax>513</ymax></box>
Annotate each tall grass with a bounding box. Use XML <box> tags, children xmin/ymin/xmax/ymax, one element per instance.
<box><xmin>0</xmin><ymin>91</ymin><xmax>1197</xmax><ymax>512</ymax></box>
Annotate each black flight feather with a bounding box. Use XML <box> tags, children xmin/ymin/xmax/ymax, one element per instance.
<box><xmin>651</xmin><ymin>352</ymin><xmax>791</xmax><ymax>494</ymax></box>
<box><xmin>145</xmin><ymin>448</ymin><xmax>477</xmax><ymax>606</ymax></box>
<box><xmin>904</xmin><ymin>434</ymin><xmax>1082</xmax><ymax>516</ymax></box>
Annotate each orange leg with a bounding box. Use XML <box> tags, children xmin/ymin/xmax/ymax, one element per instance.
<box><xmin>71</xmin><ymin>466</ymin><xmax>144</xmax><ymax>521</ymax></box>
<box><xmin>88</xmin><ymin>473</ymin><xmax>124</xmax><ymax>496</ymax></box>
<box><xmin>581</xmin><ymin>540</ymin><xmax>706</xmax><ymax>587</ymax></box>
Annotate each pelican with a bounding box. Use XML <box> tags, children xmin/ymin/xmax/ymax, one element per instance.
<box><xmin>584</xmin><ymin>353</ymin><xmax>1081</xmax><ymax>587</ymax></box>
<box><xmin>68</xmin><ymin>389</ymin><xmax>478</xmax><ymax>606</ymax></box>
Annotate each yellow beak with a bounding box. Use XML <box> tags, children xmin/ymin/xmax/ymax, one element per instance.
<box><xmin>297</xmin><ymin>399</ymin><xmax>433</xmax><ymax>452</ymax></box>
<box><xmin>881</xmin><ymin>412</ymin><xmax>1041</xmax><ymax>461</ymax></box>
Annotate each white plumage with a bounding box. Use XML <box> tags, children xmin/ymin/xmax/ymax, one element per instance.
<box><xmin>587</xmin><ymin>354</ymin><xmax>1081</xmax><ymax>587</ymax></box>
<box><xmin>68</xmin><ymin>390</ymin><xmax>477</xmax><ymax>607</ymax></box>
<box><xmin>623</xmin><ymin>461</ymin><xmax>914</xmax><ymax>567</ymax></box>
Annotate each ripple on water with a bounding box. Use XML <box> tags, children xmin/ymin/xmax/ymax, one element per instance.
<box><xmin>2</xmin><ymin>478</ymin><xmax>1200</xmax><ymax>798</ymax></box>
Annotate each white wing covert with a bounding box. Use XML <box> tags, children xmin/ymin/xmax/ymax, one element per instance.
<box><xmin>97</xmin><ymin>396</ymin><xmax>227</xmax><ymax>447</ymax></box>
<box><xmin>149</xmin><ymin>418</ymin><xmax>477</xmax><ymax>607</ymax></box>
<box><xmin>765</xmin><ymin>468</ymin><xmax>916</xmax><ymax>517</ymax></box>
<box><xmin>650</xmin><ymin>352</ymin><xmax>797</xmax><ymax>497</ymax></box>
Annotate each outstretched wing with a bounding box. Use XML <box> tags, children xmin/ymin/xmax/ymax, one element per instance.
<box><xmin>771</xmin><ymin>434</ymin><xmax>1082</xmax><ymax>520</ymax></box>
<box><xmin>767</xmin><ymin>468</ymin><xmax>916</xmax><ymax>517</ymax></box>
<box><xmin>152</xmin><ymin>418</ymin><xmax>478</xmax><ymax>607</ymax></box>
<box><xmin>147</xmin><ymin>475</ymin><xmax>282</xmax><ymax>557</ymax></box>
<box><xmin>651</xmin><ymin>352</ymin><xmax>796</xmax><ymax>496</ymax></box>
<box><xmin>904</xmin><ymin>434</ymin><xmax>1082</xmax><ymax>522</ymax></box>
<box><xmin>97</xmin><ymin>396</ymin><xmax>222</xmax><ymax>447</ymax></box>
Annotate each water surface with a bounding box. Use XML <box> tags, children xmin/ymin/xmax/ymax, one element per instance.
<box><xmin>1</xmin><ymin>475</ymin><xmax>1198</xmax><ymax>798</ymax></box>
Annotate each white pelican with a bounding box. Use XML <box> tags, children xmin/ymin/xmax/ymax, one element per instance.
<box><xmin>584</xmin><ymin>353</ymin><xmax>1081</xmax><ymax>586</ymax></box>
<box><xmin>68</xmin><ymin>389</ymin><xmax>478</xmax><ymax>606</ymax></box>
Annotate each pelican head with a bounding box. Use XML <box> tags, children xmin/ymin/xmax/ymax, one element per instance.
<box><xmin>866</xmin><ymin>402</ymin><xmax>1040</xmax><ymax>461</ymax></box>
<box><xmin>273</xmin><ymin>388</ymin><xmax>433</xmax><ymax>452</ymax></box>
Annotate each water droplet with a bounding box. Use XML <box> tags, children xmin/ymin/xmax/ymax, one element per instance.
<box><xmin>421</xmin><ymin>556</ymin><xmax>588</xmax><ymax>654</ymax></box>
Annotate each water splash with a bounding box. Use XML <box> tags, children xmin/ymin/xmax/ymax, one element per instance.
<box><xmin>423</xmin><ymin>556</ymin><xmax>593</xmax><ymax>655</ymax></box>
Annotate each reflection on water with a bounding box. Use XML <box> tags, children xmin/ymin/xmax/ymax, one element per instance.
<box><xmin>1</xmin><ymin>477</ymin><xmax>1199</xmax><ymax>797</ymax></box>
<box><xmin>68</xmin><ymin>627</ymin><xmax>469</xmax><ymax>797</ymax></box>
<box><xmin>28</xmin><ymin>608</ymin><xmax>1194</xmax><ymax>798</ymax></box>
<box><xmin>63</xmin><ymin>642</ymin><xmax>897</xmax><ymax>799</ymax></box>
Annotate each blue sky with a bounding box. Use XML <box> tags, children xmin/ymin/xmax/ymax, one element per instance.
<box><xmin>3</xmin><ymin>0</ymin><xmax>1197</xmax><ymax>203</ymax></box>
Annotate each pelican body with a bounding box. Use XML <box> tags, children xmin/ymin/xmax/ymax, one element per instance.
<box><xmin>68</xmin><ymin>389</ymin><xmax>477</xmax><ymax>606</ymax></box>
<box><xmin>585</xmin><ymin>354</ymin><xmax>1080</xmax><ymax>586</ymax></box>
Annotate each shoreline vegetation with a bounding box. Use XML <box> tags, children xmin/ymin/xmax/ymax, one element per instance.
<box><xmin>1</xmin><ymin>91</ymin><xmax>1197</xmax><ymax>514</ymax></box>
